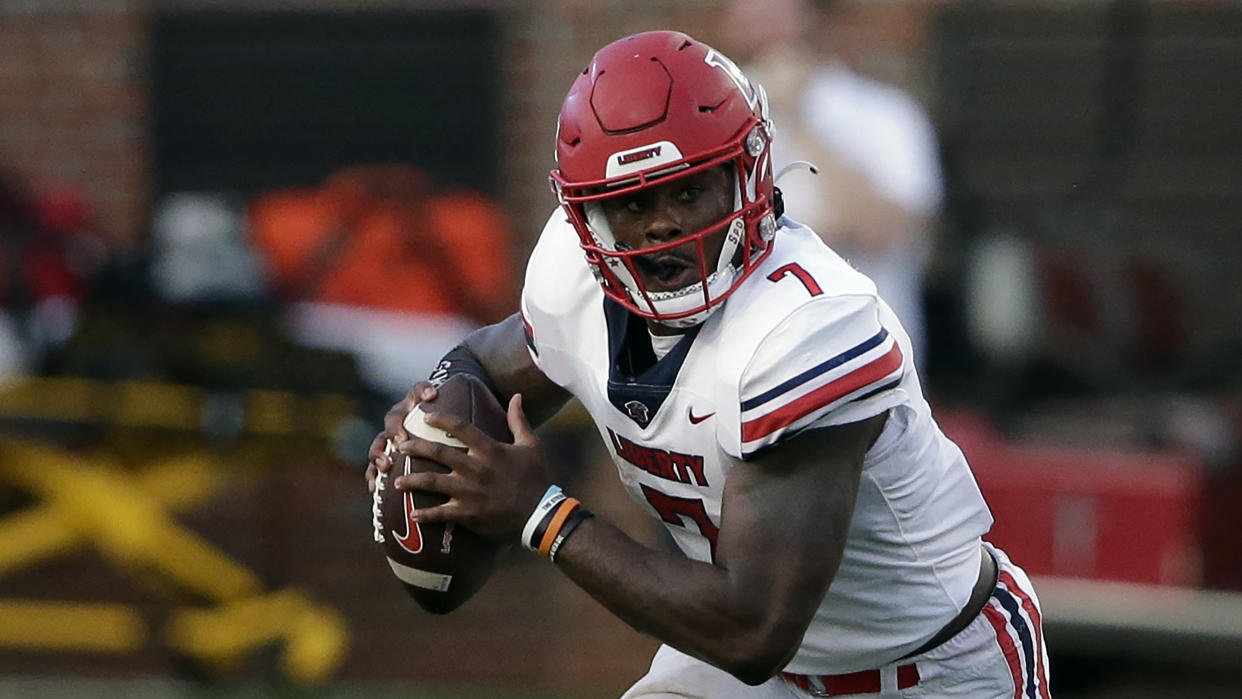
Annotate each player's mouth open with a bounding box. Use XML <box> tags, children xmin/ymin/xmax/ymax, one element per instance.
<box><xmin>633</xmin><ymin>254</ymin><xmax>699</xmax><ymax>291</ymax></box>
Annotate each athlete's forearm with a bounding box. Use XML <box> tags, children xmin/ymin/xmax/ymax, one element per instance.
<box><xmin>551</xmin><ymin>518</ymin><xmax>804</xmax><ymax>685</ymax></box>
<box><xmin>549</xmin><ymin>417</ymin><xmax>880</xmax><ymax>685</ymax></box>
<box><xmin>460</xmin><ymin>313</ymin><xmax>571</xmax><ymax>428</ymax></box>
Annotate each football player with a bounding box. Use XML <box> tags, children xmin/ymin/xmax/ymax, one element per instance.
<box><xmin>367</xmin><ymin>31</ymin><xmax>1050</xmax><ymax>698</ymax></box>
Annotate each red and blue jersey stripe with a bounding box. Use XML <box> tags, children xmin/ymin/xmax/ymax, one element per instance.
<box><xmin>739</xmin><ymin>328</ymin><xmax>904</xmax><ymax>457</ymax></box>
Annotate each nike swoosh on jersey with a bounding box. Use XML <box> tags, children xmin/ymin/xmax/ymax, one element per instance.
<box><xmin>688</xmin><ymin>409</ymin><xmax>716</xmax><ymax>424</ymax></box>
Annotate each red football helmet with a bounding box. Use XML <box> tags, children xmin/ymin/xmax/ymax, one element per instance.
<box><xmin>549</xmin><ymin>31</ymin><xmax>777</xmax><ymax>328</ymax></box>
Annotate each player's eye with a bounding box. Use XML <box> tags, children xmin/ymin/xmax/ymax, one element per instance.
<box><xmin>678</xmin><ymin>186</ymin><xmax>701</xmax><ymax>203</ymax></box>
<box><xmin>602</xmin><ymin>194</ymin><xmax>643</xmax><ymax>215</ymax></box>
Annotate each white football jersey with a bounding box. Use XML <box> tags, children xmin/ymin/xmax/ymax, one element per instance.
<box><xmin>520</xmin><ymin>210</ymin><xmax>994</xmax><ymax>674</ymax></box>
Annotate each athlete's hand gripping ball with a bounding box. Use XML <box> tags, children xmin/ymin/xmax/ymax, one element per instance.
<box><xmin>368</xmin><ymin>374</ymin><xmax>522</xmax><ymax>613</ymax></box>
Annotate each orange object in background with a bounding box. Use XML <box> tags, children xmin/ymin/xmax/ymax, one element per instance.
<box><xmin>249</xmin><ymin>164</ymin><xmax>516</xmax><ymax>325</ymax></box>
<box><xmin>940</xmin><ymin>410</ymin><xmax>1205</xmax><ymax>587</ymax></box>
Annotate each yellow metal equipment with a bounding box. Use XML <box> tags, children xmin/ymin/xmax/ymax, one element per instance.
<box><xmin>0</xmin><ymin>377</ymin><xmax>355</xmax><ymax>685</ymax></box>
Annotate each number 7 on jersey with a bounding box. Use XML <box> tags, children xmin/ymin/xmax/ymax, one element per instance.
<box><xmin>767</xmin><ymin>263</ymin><xmax>823</xmax><ymax>296</ymax></box>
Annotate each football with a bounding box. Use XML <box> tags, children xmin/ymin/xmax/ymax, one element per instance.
<box><xmin>371</xmin><ymin>373</ymin><xmax>512</xmax><ymax>614</ymax></box>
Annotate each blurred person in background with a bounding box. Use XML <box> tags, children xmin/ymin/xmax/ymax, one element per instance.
<box><xmin>368</xmin><ymin>31</ymin><xmax>1047</xmax><ymax>698</ymax></box>
<box><xmin>249</xmin><ymin>163</ymin><xmax>516</xmax><ymax>400</ymax></box>
<box><xmin>149</xmin><ymin>192</ymin><xmax>268</xmax><ymax>306</ymax></box>
<box><xmin>720</xmin><ymin>0</ymin><xmax>944</xmax><ymax>371</ymax></box>
<box><xmin>0</xmin><ymin>167</ymin><xmax>107</xmax><ymax>379</ymax></box>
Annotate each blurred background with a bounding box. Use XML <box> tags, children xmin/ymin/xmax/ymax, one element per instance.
<box><xmin>1</xmin><ymin>0</ymin><xmax>1240</xmax><ymax>697</ymax></box>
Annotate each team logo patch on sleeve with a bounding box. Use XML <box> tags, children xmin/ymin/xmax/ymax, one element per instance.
<box><xmin>739</xmin><ymin>328</ymin><xmax>903</xmax><ymax>457</ymax></box>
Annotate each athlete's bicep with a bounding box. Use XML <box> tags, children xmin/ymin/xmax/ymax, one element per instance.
<box><xmin>714</xmin><ymin>412</ymin><xmax>886</xmax><ymax>661</ymax></box>
<box><xmin>461</xmin><ymin>313</ymin><xmax>571</xmax><ymax>427</ymax></box>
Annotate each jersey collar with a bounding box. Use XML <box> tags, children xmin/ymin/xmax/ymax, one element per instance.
<box><xmin>603</xmin><ymin>297</ymin><xmax>701</xmax><ymax>428</ymax></box>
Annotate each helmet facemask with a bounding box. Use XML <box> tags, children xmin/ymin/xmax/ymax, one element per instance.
<box><xmin>554</xmin><ymin>127</ymin><xmax>776</xmax><ymax>328</ymax></box>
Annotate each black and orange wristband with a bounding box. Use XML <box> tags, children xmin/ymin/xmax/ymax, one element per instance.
<box><xmin>521</xmin><ymin>485</ymin><xmax>593</xmax><ymax>560</ymax></box>
<box><xmin>535</xmin><ymin>497</ymin><xmax>580</xmax><ymax>557</ymax></box>
<box><xmin>548</xmin><ymin>508</ymin><xmax>594</xmax><ymax>562</ymax></box>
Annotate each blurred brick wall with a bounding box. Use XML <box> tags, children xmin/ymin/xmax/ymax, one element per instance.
<box><xmin>0</xmin><ymin>0</ymin><xmax>930</xmax><ymax>249</ymax></box>
<box><xmin>0</xmin><ymin>0</ymin><xmax>148</xmax><ymax>244</ymax></box>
